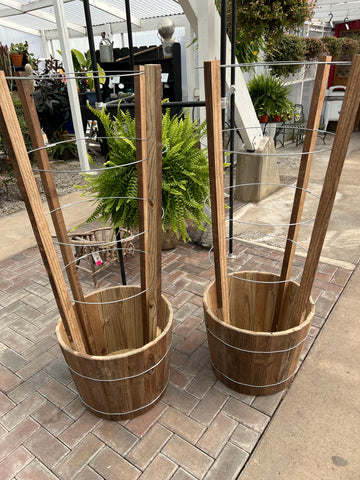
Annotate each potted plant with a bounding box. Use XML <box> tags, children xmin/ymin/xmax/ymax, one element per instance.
<box><xmin>58</xmin><ymin>49</ymin><xmax>106</xmax><ymax>105</ymax></box>
<box><xmin>247</xmin><ymin>73</ymin><xmax>294</xmax><ymax>122</ymax></box>
<box><xmin>9</xmin><ymin>41</ymin><xmax>37</xmax><ymax>69</ymax></box>
<box><xmin>77</xmin><ymin>106</ymin><xmax>210</xmax><ymax>245</ymax></box>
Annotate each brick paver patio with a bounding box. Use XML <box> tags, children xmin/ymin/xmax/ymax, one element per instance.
<box><xmin>0</xmin><ymin>238</ymin><xmax>353</xmax><ymax>479</ymax></box>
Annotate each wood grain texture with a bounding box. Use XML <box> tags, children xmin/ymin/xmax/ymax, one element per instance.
<box><xmin>56</xmin><ymin>286</ymin><xmax>173</xmax><ymax>420</ymax></box>
<box><xmin>287</xmin><ymin>54</ymin><xmax>360</xmax><ymax>329</ymax></box>
<box><xmin>203</xmin><ymin>272</ymin><xmax>314</xmax><ymax>396</ymax></box>
<box><xmin>145</xmin><ymin>64</ymin><xmax>163</xmax><ymax>339</ymax></box>
<box><xmin>15</xmin><ymin>73</ymin><xmax>102</xmax><ymax>355</ymax></box>
<box><xmin>0</xmin><ymin>72</ymin><xmax>87</xmax><ymax>353</ymax></box>
<box><xmin>273</xmin><ymin>55</ymin><xmax>331</xmax><ymax>331</ymax></box>
<box><xmin>204</xmin><ymin>60</ymin><xmax>230</xmax><ymax>324</ymax></box>
<box><xmin>134</xmin><ymin>65</ymin><xmax>150</xmax><ymax>343</ymax></box>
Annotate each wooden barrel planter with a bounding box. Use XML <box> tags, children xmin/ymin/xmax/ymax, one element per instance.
<box><xmin>203</xmin><ymin>271</ymin><xmax>314</xmax><ymax>396</ymax></box>
<box><xmin>56</xmin><ymin>286</ymin><xmax>172</xmax><ymax>420</ymax></box>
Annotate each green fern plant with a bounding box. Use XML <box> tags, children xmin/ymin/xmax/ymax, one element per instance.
<box><xmin>78</xmin><ymin>106</ymin><xmax>210</xmax><ymax>242</ymax></box>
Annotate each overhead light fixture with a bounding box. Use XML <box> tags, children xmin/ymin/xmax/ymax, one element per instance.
<box><xmin>344</xmin><ymin>16</ymin><xmax>350</xmax><ymax>29</ymax></box>
<box><xmin>329</xmin><ymin>12</ymin><xmax>334</xmax><ymax>28</ymax></box>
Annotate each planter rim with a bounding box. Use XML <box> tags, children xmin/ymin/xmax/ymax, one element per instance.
<box><xmin>56</xmin><ymin>285</ymin><xmax>173</xmax><ymax>360</ymax></box>
<box><xmin>203</xmin><ymin>271</ymin><xmax>314</xmax><ymax>337</ymax></box>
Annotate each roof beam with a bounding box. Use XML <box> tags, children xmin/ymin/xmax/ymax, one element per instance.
<box><xmin>88</xmin><ymin>0</ymin><xmax>141</xmax><ymax>27</ymax></box>
<box><xmin>0</xmin><ymin>17</ymin><xmax>41</xmax><ymax>36</ymax></box>
<box><xmin>0</xmin><ymin>0</ymin><xmax>85</xmax><ymax>35</ymax></box>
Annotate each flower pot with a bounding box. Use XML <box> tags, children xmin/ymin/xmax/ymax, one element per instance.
<box><xmin>10</xmin><ymin>53</ymin><xmax>23</xmax><ymax>67</ymax></box>
<box><xmin>203</xmin><ymin>271</ymin><xmax>314</xmax><ymax>396</ymax></box>
<box><xmin>272</xmin><ymin>115</ymin><xmax>282</xmax><ymax>122</ymax></box>
<box><xmin>259</xmin><ymin>114</ymin><xmax>269</xmax><ymax>123</ymax></box>
<box><xmin>56</xmin><ymin>285</ymin><xmax>173</xmax><ymax>420</ymax></box>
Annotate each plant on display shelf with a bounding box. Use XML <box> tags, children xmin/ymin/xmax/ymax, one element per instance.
<box><xmin>77</xmin><ymin>106</ymin><xmax>210</xmax><ymax>242</ymax></box>
<box><xmin>247</xmin><ymin>73</ymin><xmax>294</xmax><ymax>122</ymax></box>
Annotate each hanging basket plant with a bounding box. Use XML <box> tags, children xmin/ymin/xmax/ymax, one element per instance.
<box><xmin>265</xmin><ymin>34</ymin><xmax>305</xmax><ymax>77</ymax></box>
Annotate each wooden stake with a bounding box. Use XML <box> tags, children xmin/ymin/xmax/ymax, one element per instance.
<box><xmin>273</xmin><ymin>56</ymin><xmax>331</xmax><ymax>331</ymax></box>
<box><xmin>0</xmin><ymin>72</ymin><xmax>87</xmax><ymax>353</ymax></box>
<box><xmin>204</xmin><ymin>60</ymin><xmax>230</xmax><ymax>324</ymax></box>
<box><xmin>15</xmin><ymin>73</ymin><xmax>105</xmax><ymax>355</ymax></box>
<box><xmin>134</xmin><ymin>65</ymin><xmax>150</xmax><ymax>343</ymax></box>
<box><xmin>286</xmin><ymin>55</ymin><xmax>360</xmax><ymax>329</ymax></box>
<box><xmin>145</xmin><ymin>64</ymin><xmax>163</xmax><ymax>340</ymax></box>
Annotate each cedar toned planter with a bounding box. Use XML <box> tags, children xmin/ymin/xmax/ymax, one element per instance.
<box><xmin>56</xmin><ymin>286</ymin><xmax>172</xmax><ymax>420</ymax></box>
<box><xmin>203</xmin><ymin>272</ymin><xmax>314</xmax><ymax>396</ymax></box>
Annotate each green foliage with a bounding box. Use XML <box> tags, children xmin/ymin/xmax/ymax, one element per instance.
<box><xmin>234</xmin><ymin>0</ymin><xmax>315</xmax><ymax>43</ymax></box>
<box><xmin>302</xmin><ymin>37</ymin><xmax>328</xmax><ymax>61</ymax></box>
<box><xmin>218</xmin><ymin>0</ymin><xmax>315</xmax><ymax>67</ymax></box>
<box><xmin>338</xmin><ymin>37</ymin><xmax>360</xmax><ymax>60</ymax></box>
<box><xmin>247</xmin><ymin>73</ymin><xmax>294</xmax><ymax>119</ymax></box>
<box><xmin>10</xmin><ymin>41</ymin><xmax>29</xmax><ymax>55</ymax></box>
<box><xmin>49</xmin><ymin>132</ymin><xmax>78</xmax><ymax>160</ymax></box>
<box><xmin>236</xmin><ymin>34</ymin><xmax>263</xmax><ymax>68</ymax></box>
<box><xmin>79</xmin><ymin>107</ymin><xmax>210</xmax><ymax>242</ymax></box>
<box><xmin>0</xmin><ymin>92</ymin><xmax>34</xmax><ymax>173</ymax></box>
<box><xmin>59</xmin><ymin>49</ymin><xmax>106</xmax><ymax>92</ymax></box>
<box><xmin>0</xmin><ymin>42</ymin><xmax>12</xmax><ymax>89</ymax></box>
<box><xmin>265</xmin><ymin>34</ymin><xmax>305</xmax><ymax>77</ymax></box>
<box><xmin>322</xmin><ymin>37</ymin><xmax>341</xmax><ymax>60</ymax></box>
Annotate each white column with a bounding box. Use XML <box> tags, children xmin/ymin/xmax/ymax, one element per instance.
<box><xmin>53</xmin><ymin>0</ymin><xmax>89</xmax><ymax>171</ymax></box>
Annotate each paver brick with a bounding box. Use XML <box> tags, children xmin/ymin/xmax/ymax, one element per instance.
<box><xmin>162</xmin><ymin>384</ymin><xmax>199</xmax><ymax>415</ymax></box>
<box><xmin>0</xmin><ymin>364</ymin><xmax>22</xmax><ymax>392</ymax></box>
<box><xmin>141</xmin><ymin>454</ymin><xmax>177</xmax><ymax>480</ymax></box>
<box><xmin>163</xmin><ymin>435</ymin><xmax>213</xmax><ymax>479</ymax></box>
<box><xmin>8</xmin><ymin>370</ymin><xmax>51</xmax><ymax>403</ymax></box>
<box><xmin>90</xmin><ymin>446</ymin><xmax>140</xmax><ymax>480</ymax></box>
<box><xmin>203</xmin><ymin>442</ymin><xmax>248</xmax><ymax>479</ymax></box>
<box><xmin>2</xmin><ymin>330</ymin><xmax>34</xmax><ymax>353</ymax></box>
<box><xmin>170</xmin><ymin>365</ymin><xmax>193</xmax><ymax>389</ymax></box>
<box><xmin>252</xmin><ymin>390</ymin><xmax>285</xmax><ymax>415</ymax></box>
<box><xmin>196</xmin><ymin>412</ymin><xmax>237</xmax><ymax>457</ymax></box>
<box><xmin>126</xmin><ymin>423</ymin><xmax>172</xmax><ymax>470</ymax></box>
<box><xmin>223</xmin><ymin>397</ymin><xmax>270</xmax><ymax>433</ymax></box>
<box><xmin>126</xmin><ymin>401</ymin><xmax>167</xmax><ymax>437</ymax></box>
<box><xmin>176</xmin><ymin>330</ymin><xmax>207</xmax><ymax>356</ymax></box>
<box><xmin>230</xmin><ymin>423</ymin><xmax>260</xmax><ymax>453</ymax></box>
<box><xmin>16</xmin><ymin>352</ymin><xmax>55</xmax><ymax>380</ymax></box>
<box><xmin>74</xmin><ymin>465</ymin><xmax>104</xmax><ymax>480</ymax></box>
<box><xmin>0</xmin><ymin>417</ymin><xmax>39</xmax><ymax>462</ymax></box>
<box><xmin>190</xmin><ymin>388</ymin><xmax>227</xmax><ymax>425</ymax></box>
<box><xmin>38</xmin><ymin>378</ymin><xmax>77</xmax><ymax>408</ymax></box>
<box><xmin>60</xmin><ymin>411</ymin><xmax>102</xmax><ymax>448</ymax></box>
<box><xmin>0</xmin><ymin>348</ymin><xmax>28</xmax><ymax>371</ymax></box>
<box><xmin>172</xmin><ymin>469</ymin><xmax>198</xmax><ymax>480</ymax></box>
<box><xmin>2</xmin><ymin>392</ymin><xmax>46</xmax><ymax>430</ymax></box>
<box><xmin>15</xmin><ymin>458</ymin><xmax>59</xmax><ymax>479</ymax></box>
<box><xmin>54</xmin><ymin>434</ymin><xmax>103</xmax><ymax>480</ymax></box>
<box><xmin>0</xmin><ymin>390</ymin><xmax>15</xmax><ymax>415</ymax></box>
<box><xmin>186</xmin><ymin>365</ymin><xmax>216</xmax><ymax>399</ymax></box>
<box><xmin>0</xmin><ymin>446</ymin><xmax>34</xmax><ymax>480</ymax></box>
<box><xmin>31</xmin><ymin>400</ymin><xmax>73</xmax><ymax>436</ymax></box>
<box><xmin>160</xmin><ymin>407</ymin><xmax>205</xmax><ymax>444</ymax></box>
<box><xmin>44</xmin><ymin>358</ymin><xmax>73</xmax><ymax>385</ymax></box>
<box><xmin>93</xmin><ymin>421</ymin><xmax>137</xmax><ymax>455</ymax></box>
<box><xmin>24</xmin><ymin>427</ymin><xmax>70</xmax><ymax>469</ymax></box>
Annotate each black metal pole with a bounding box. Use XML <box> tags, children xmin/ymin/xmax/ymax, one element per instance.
<box><xmin>125</xmin><ymin>0</ymin><xmax>135</xmax><ymax>91</ymax></box>
<box><xmin>82</xmin><ymin>0</ymin><xmax>101</xmax><ymax>102</ymax></box>
<box><xmin>220</xmin><ymin>0</ymin><xmax>227</xmax><ymax>128</ymax></box>
<box><xmin>229</xmin><ymin>0</ymin><xmax>237</xmax><ymax>255</ymax></box>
